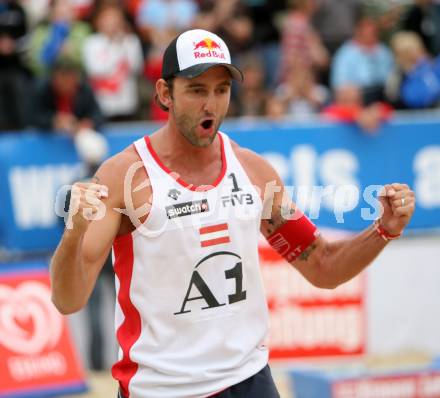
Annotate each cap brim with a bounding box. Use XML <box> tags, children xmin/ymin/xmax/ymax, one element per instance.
<box><xmin>176</xmin><ymin>63</ymin><xmax>243</xmax><ymax>82</ymax></box>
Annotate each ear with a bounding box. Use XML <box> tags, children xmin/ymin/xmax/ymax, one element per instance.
<box><xmin>156</xmin><ymin>78</ymin><xmax>173</xmax><ymax>110</ymax></box>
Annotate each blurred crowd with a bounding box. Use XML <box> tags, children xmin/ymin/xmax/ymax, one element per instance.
<box><xmin>1</xmin><ymin>0</ymin><xmax>440</xmax><ymax>135</ymax></box>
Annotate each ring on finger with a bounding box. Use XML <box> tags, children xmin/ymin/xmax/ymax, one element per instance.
<box><xmin>401</xmin><ymin>197</ymin><xmax>405</xmax><ymax>206</ymax></box>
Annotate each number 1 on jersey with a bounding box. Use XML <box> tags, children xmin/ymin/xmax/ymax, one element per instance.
<box><xmin>228</xmin><ymin>173</ymin><xmax>241</xmax><ymax>192</ymax></box>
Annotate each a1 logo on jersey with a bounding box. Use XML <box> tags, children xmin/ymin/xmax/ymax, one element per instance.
<box><xmin>174</xmin><ymin>251</ymin><xmax>247</xmax><ymax>316</ymax></box>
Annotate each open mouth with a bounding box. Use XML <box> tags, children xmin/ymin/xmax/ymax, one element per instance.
<box><xmin>201</xmin><ymin>119</ymin><xmax>214</xmax><ymax>130</ymax></box>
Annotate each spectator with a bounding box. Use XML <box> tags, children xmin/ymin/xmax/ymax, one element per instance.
<box><xmin>313</xmin><ymin>0</ymin><xmax>362</xmax><ymax>55</ymax></box>
<box><xmin>401</xmin><ymin>0</ymin><xmax>440</xmax><ymax>56</ymax></box>
<box><xmin>20</xmin><ymin>0</ymin><xmax>51</xmax><ymax>29</ymax></box>
<box><xmin>276</xmin><ymin>60</ymin><xmax>329</xmax><ymax>120</ymax></box>
<box><xmin>27</xmin><ymin>0</ymin><xmax>90</xmax><ymax>77</ymax></box>
<box><xmin>230</xmin><ymin>53</ymin><xmax>268</xmax><ymax>117</ymax></box>
<box><xmin>386</xmin><ymin>31</ymin><xmax>440</xmax><ymax>109</ymax></box>
<box><xmin>0</xmin><ymin>0</ymin><xmax>32</xmax><ymax>130</ymax></box>
<box><xmin>123</xmin><ymin>0</ymin><xmax>143</xmax><ymax>18</ymax></box>
<box><xmin>70</xmin><ymin>0</ymin><xmax>94</xmax><ymax>20</ymax></box>
<box><xmin>83</xmin><ymin>4</ymin><xmax>143</xmax><ymax>121</ymax></box>
<box><xmin>264</xmin><ymin>94</ymin><xmax>287</xmax><ymax>120</ymax></box>
<box><xmin>240</xmin><ymin>0</ymin><xmax>287</xmax><ymax>88</ymax></box>
<box><xmin>33</xmin><ymin>57</ymin><xmax>103</xmax><ymax>135</ymax></box>
<box><xmin>330</xmin><ymin>17</ymin><xmax>394</xmax><ymax>104</ymax></box>
<box><xmin>136</xmin><ymin>0</ymin><xmax>198</xmax><ymax>120</ymax></box>
<box><xmin>362</xmin><ymin>1</ymin><xmax>406</xmax><ymax>44</ymax></box>
<box><xmin>278</xmin><ymin>0</ymin><xmax>329</xmax><ymax>83</ymax></box>
<box><xmin>137</xmin><ymin>0</ymin><xmax>198</xmax><ymax>54</ymax></box>
<box><xmin>22</xmin><ymin>0</ymin><xmax>94</xmax><ymax>28</ymax></box>
<box><xmin>194</xmin><ymin>0</ymin><xmax>253</xmax><ymax>57</ymax></box>
<box><xmin>322</xmin><ymin>84</ymin><xmax>393</xmax><ymax>134</ymax></box>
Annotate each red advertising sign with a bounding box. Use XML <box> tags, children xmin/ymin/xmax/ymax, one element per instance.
<box><xmin>259</xmin><ymin>239</ymin><xmax>365</xmax><ymax>359</ymax></box>
<box><xmin>0</xmin><ymin>267</ymin><xmax>86</xmax><ymax>398</ymax></box>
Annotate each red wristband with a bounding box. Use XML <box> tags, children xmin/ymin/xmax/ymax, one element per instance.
<box><xmin>267</xmin><ymin>210</ymin><xmax>319</xmax><ymax>263</ymax></box>
<box><xmin>374</xmin><ymin>219</ymin><xmax>401</xmax><ymax>241</ymax></box>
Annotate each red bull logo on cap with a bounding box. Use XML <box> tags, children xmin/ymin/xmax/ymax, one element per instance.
<box><xmin>193</xmin><ymin>38</ymin><xmax>221</xmax><ymax>50</ymax></box>
<box><xmin>193</xmin><ymin>37</ymin><xmax>226</xmax><ymax>60</ymax></box>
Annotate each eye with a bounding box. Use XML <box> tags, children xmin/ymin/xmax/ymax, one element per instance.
<box><xmin>191</xmin><ymin>88</ymin><xmax>204</xmax><ymax>95</ymax></box>
<box><xmin>217</xmin><ymin>86</ymin><xmax>229</xmax><ymax>94</ymax></box>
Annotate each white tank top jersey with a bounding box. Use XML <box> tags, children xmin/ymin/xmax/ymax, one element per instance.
<box><xmin>111</xmin><ymin>132</ymin><xmax>270</xmax><ymax>398</ymax></box>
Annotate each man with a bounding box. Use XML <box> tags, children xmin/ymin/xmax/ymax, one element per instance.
<box><xmin>33</xmin><ymin>57</ymin><xmax>104</xmax><ymax>134</ymax></box>
<box><xmin>331</xmin><ymin>17</ymin><xmax>394</xmax><ymax>104</ymax></box>
<box><xmin>50</xmin><ymin>29</ymin><xmax>415</xmax><ymax>398</ymax></box>
<box><xmin>0</xmin><ymin>0</ymin><xmax>31</xmax><ymax>130</ymax></box>
<box><xmin>387</xmin><ymin>31</ymin><xmax>440</xmax><ymax>109</ymax></box>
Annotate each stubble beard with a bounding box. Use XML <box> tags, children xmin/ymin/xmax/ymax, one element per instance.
<box><xmin>172</xmin><ymin>107</ymin><xmax>223</xmax><ymax>148</ymax></box>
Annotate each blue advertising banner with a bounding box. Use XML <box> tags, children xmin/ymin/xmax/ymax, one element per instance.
<box><xmin>0</xmin><ymin>133</ymin><xmax>84</xmax><ymax>252</ymax></box>
<box><xmin>225</xmin><ymin>118</ymin><xmax>440</xmax><ymax>233</ymax></box>
<box><xmin>0</xmin><ymin>116</ymin><xmax>439</xmax><ymax>252</ymax></box>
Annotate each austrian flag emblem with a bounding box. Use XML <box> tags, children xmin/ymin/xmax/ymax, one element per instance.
<box><xmin>199</xmin><ymin>223</ymin><xmax>230</xmax><ymax>247</ymax></box>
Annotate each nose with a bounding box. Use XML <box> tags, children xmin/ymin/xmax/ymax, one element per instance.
<box><xmin>202</xmin><ymin>91</ymin><xmax>216</xmax><ymax>115</ymax></box>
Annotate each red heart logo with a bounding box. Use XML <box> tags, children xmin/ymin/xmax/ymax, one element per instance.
<box><xmin>0</xmin><ymin>282</ymin><xmax>63</xmax><ymax>355</ymax></box>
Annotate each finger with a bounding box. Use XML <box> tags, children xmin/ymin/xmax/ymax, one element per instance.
<box><xmin>84</xmin><ymin>186</ymin><xmax>108</xmax><ymax>203</ymax></box>
<box><xmin>390</xmin><ymin>183</ymin><xmax>409</xmax><ymax>191</ymax></box>
<box><xmin>75</xmin><ymin>182</ymin><xmax>100</xmax><ymax>189</ymax></box>
<box><xmin>393</xmin><ymin>205</ymin><xmax>414</xmax><ymax>217</ymax></box>
<box><xmin>386</xmin><ymin>185</ymin><xmax>414</xmax><ymax>200</ymax></box>
<box><xmin>387</xmin><ymin>183</ymin><xmax>411</xmax><ymax>197</ymax></box>
<box><xmin>379</xmin><ymin>184</ymin><xmax>389</xmax><ymax>197</ymax></box>
<box><xmin>96</xmin><ymin>185</ymin><xmax>109</xmax><ymax>198</ymax></box>
<box><xmin>68</xmin><ymin>193</ymin><xmax>81</xmax><ymax>214</ymax></box>
<box><xmin>78</xmin><ymin>184</ymin><xmax>109</xmax><ymax>199</ymax></box>
<box><xmin>69</xmin><ymin>185</ymin><xmax>83</xmax><ymax>202</ymax></box>
<box><xmin>391</xmin><ymin>187</ymin><xmax>414</xmax><ymax>198</ymax></box>
<box><xmin>395</xmin><ymin>189</ymin><xmax>414</xmax><ymax>201</ymax></box>
<box><xmin>389</xmin><ymin>189</ymin><xmax>415</xmax><ymax>208</ymax></box>
<box><xmin>75</xmin><ymin>182</ymin><xmax>108</xmax><ymax>193</ymax></box>
<box><xmin>391</xmin><ymin>196</ymin><xmax>415</xmax><ymax>209</ymax></box>
<box><xmin>83</xmin><ymin>193</ymin><xmax>103</xmax><ymax>207</ymax></box>
<box><xmin>384</xmin><ymin>184</ymin><xmax>397</xmax><ymax>197</ymax></box>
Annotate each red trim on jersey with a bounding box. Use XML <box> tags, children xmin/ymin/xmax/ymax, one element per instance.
<box><xmin>205</xmin><ymin>387</ymin><xmax>229</xmax><ymax>397</ymax></box>
<box><xmin>199</xmin><ymin>223</ymin><xmax>228</xmax><ymax>234</ymax></box>
<box><xmin>112</xmin><ymin>234</ymin><xmax>141</xmax><ymax>398</ymax></box>
<box><xmin>144</xmin><ymin>134</ymin><xmax>227</xmax><ymax>191</ymax></box>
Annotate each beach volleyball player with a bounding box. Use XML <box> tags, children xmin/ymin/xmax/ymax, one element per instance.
<box><xmin>50</xmin><ymin>29</ymin><xmax>415</xmax><ymax>398</ymax></box>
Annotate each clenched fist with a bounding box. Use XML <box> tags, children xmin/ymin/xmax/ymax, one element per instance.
<box><xmin>66</xmin><ymin>182</ymin><xmax>108</xmax><ymax>231</ymax></box>
<box><xmin>379</xmin><ymin>183</ymin><xmax>416</xmax><ymax>236</ymax></box>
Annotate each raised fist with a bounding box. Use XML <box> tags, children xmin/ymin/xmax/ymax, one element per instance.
<box><xmin>66</xmin><ymin>182</ymin><xmax>108</xmax><ymax>231</ymax></box>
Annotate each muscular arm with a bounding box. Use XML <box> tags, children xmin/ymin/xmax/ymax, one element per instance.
<box><xmin>237</xmin><ymin>146</ymin><xmax>415</xmax><ymax>289</ymax></box>
<box><xmin>50</xmin><ymin>156</ymin><xmax>125</xmax><ymax>314</ymax></box>
<box><xmin>262</xmin><ymin>199</ymin><xmax>388</xmax><ymax>289</ymax></box>
<box><xmin>260</xmin><ymin>173</ymin><xmax>389</xmax><ymax>289</ymax></box>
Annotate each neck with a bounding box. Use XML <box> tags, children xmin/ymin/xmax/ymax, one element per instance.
<box><xmin>150</xmin><ymin>120</ymin><xmax>220</xmax><ymax>169</ymax></box>
<box><xmin>354</xmin><ymin>38</ymin><xmax>376</xmax><ymax>50</ymax></box>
